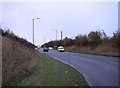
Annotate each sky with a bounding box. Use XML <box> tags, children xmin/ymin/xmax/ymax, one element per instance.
<box><xmin>1</xmin><ymin>0</ymin><xmax>119</xmax><ymax>46</ymax></box>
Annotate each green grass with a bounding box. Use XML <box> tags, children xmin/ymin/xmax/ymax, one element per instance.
<box><xmin>19</xmin><ymin>52</ymin><xmax>89</xmax><ymax>86</ymax></box>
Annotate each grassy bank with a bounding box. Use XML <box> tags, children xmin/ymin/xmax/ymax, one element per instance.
<box><xmin>2</xmin><ymin>29</ymin><xmax>89</xmax><ymax>86</ymax></box>
<box><xmin>65</xmin><ymin>45</ymin><xmax>119</xmax><ymax>57</ymax></box>
<box><xmin>2</xmin><ymin>36</ymin><xmax>39</xmax><ymax>86</ymax></box>
<box><xmin>19</xmin><ymin>52</ymin><xmax>89</xmax><ymax>86</ymax></box>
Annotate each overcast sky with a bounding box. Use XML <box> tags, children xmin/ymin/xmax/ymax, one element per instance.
<box><xmin>1</xmin><ymin>1</ymin><xmax>119</xmax><ymax>46</ymax></box>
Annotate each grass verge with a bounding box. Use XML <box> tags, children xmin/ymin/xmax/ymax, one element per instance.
<box><xmin>19</xmin><ymin>52</ymin><xmax>89</xmax><ymax>86</ymax></box>
<box><xmin>65</xmin><ymin>45</ymin><xmax>119</xmax><ymax>57</ymax></box>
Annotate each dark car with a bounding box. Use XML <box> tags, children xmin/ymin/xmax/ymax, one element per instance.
<box><xmin>43</xmin><ymin>47</ymin><xmax>49</xmax><ymax>52</ymax></box>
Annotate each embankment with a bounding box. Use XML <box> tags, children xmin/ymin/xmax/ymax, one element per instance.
<box><xmin>2</xmin><ymin>36</ymin><xmax>39</xmax><ymax>86</ymax></box>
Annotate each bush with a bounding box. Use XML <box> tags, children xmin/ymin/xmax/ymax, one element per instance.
<box><xmin>41</xmin><ymin>30</ymin><xmax>119</xmax><ymax>51</ymax></box>
<box><xmin>63</xmin><ymin>37</ymin><xmax>72</xmax><ymax>46</ymax></box>
<box><xmin>75</xmin><ymin>35</ymin><xmax>88</xmax><ymax>46</ymax></box>
<box><xmin>100</xmin><ymin>30</ymin><xmax>110</xmax><ymax>45</ymax></box>
<box><xmin>88</xmin><ymin>31</ymin><xmax>102</xmax><ymax>46</ymax></box>
<box><xmin>110</xmin><ymin>31</ymin><xmax>120</xmax><ymax>48</ymax></box>
<box><xmin>1</xmin><ymin>29</ymin><xmax>35</xmax><ymax>49</ymax></box>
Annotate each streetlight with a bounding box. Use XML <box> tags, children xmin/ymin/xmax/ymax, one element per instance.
<box><xmin>33</xmin><ymin>18</ymin><xmax>39</xmax><ymax>44</ymax></box>
<box><xmin>52</xmin><ymin>29</ymin><xmax>57</xmax><ymax>41</ymax></box>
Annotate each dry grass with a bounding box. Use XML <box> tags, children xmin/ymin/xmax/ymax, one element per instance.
<box><xmin>65</xmin><ymin>45</ymin><xmax>119</xmax><ymax>57</ymax></box>
<box><xmin>19</xmin><ymin>52</ymin><xmax>89</xmax><ymax>86</ymax></box>
<box><xmin>2</xmin><ymin>36</ymin><xmax>39</xmax><ymax>86</ymax></box>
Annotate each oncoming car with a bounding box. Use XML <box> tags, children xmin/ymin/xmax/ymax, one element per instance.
<box><xmin>43</xmin><ymin>47</ymin><xmax>49</xmax><ymax>52</ymax></box>
<box><xmin>57</xmin><ymin>46</ymin><xmax>65</xmax><ymax>52</ymax></box>
<box><xmin>49</xmin><ymin>47</ymin><xmax>53</xmax><ymax>50</ymax></box>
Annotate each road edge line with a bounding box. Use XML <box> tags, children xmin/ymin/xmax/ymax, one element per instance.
<box><xmin>48</xmin><ymin>55</ymin><xmax>92</xmax><ymax>87</ymax></box>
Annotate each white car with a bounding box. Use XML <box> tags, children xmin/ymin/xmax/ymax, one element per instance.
<box><xmin>57</xmin><ymin>46</ymin><xmax>65</xmax><ymax>52</ymax></box>
<box><xmin>49</xmin><ymin>47</ymin><xmax>53</xmax><ymax>50</ymax></box>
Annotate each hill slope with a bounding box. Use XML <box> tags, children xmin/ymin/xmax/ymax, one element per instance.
<box><xmin>2</xmin><ymin>36</ymin><xmax>39</xmax><ymax>86</ymax></box>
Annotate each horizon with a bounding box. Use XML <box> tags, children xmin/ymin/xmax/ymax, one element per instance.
<box><xmin>1</xmin><ymin>1</ymin><xmax>119</xmax><ymax>46</ymax></box>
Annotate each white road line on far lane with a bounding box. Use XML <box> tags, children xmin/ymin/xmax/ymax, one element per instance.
<box><xmin>66</xmin><ymin>52</ymin><xmax>118</xmax><ymax>65</ymax></box>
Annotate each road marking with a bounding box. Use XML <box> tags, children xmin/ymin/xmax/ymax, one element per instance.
<box><xmin>65</xmin><ymin>52</ymin><xmax>119</xmax><ymax>65</ymax></box>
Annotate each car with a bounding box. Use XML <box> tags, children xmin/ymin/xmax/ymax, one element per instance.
<box><xmin>43</xmin><ymin>47</ymin><xmax>49</xmax><ymax>52</ymax></box>
<box><xmin>57</xmin><ymin>46</ymin><xmax>65</xmax><ymax>52</ymax></box>
<box><xmin>35</xmin><ymin>47</ymin><xmax>38</xmax><ymax>50</ymax></box>
<box><xmin>49</xmin><ymin>47</ymin><xmax>53</xmax><ymax>50</ymax></box>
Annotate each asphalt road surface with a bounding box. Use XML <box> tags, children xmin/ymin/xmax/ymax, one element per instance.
<box><xmin>38</xmin><ymin>49</ymin><xmax>118</xmax><ymax>86</ymax></box>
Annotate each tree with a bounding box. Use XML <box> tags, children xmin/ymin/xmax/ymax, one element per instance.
<box><xmin>110</xmin><ymin>31</ymin><xmax>120</xmax><ymax>48</ymax></box>
<box><xmin>75</xmin><ymin>34</ymin><xmax>88</xmax><ymax>46</ymax></box>
<box><xmin>63</xmin><ymin>37</ymin><xmax>72</xmax><ymax>46</ymax></box>
<box><xmin>88</xmin><ymin>31</ymin><xmax>102</xmax><ymax>46</ymax></box>
<box><xmin>101</xmin><ymin>30</ymin><xmax>110</xmax><ymax>45</ymax></box>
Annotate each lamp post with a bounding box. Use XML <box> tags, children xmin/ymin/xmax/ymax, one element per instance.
<box><xmin>33</xmin><ymin>18</ymin><xmax>39</xmax><ymax>44</ymax></box>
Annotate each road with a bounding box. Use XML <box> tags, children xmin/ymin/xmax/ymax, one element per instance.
<box><xmin>38</xmin><ymin>49</ymin><xmax>118</xmax><ymax>86</ymax></box>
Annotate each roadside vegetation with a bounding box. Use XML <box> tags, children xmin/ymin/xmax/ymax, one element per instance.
<box><xmin>1</xmin><ymin>29</ymin><xmax>39</xmax><ymax>86</ymax></box>
<box><xmin>1</xmin><ymin>28</ymin><xmax>89</xmax><ymax>86</ymax></box>
<box><xmin>19</xmin><ymin>52</ymin><xmax>89</xmax><ymax>86</ymax></box>
<box><xmin>42</xmin><ymin>30</ymin><xmax>120</xmax><ymax>57</ymax></box>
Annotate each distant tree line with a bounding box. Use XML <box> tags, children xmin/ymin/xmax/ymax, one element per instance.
<box><xmin>0</xmin><ymin>28</ymin><xmax>36</xmax><ymax>49</ymax></box>
<box><xmin>41</xmin><ymin>30</ymin><xmax>120</xmax><ymax>49</ymax></box>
